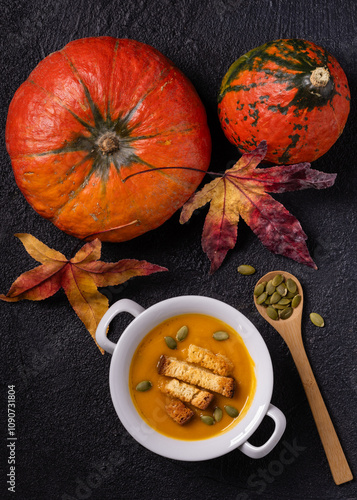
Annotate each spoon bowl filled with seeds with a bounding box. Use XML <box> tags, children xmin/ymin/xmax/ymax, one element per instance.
<box><xmin>253</xmin><ymin>270</ymin><xmax>353</xmax><ymax>486</ymax></box>
<box><xmin>253</xmin><ymin>271</ymin><xmax>303</xmax><ymax>328</ymax></box>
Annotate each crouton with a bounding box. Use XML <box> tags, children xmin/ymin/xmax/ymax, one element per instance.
<box><xmin>157</xmin><ymin>355</ymin><xmax>235</xmax><ymax>398</ymax></box>
<box><xmin>160</xmin><ymin>378</ymin><xmax>213</xmax><ymax>410</ymax></box>
<box><xmin>165</xmin><ymin>398</ymin><xmax>194</xmax><ymax>425</ymax></box>
<box><xmin>187</xmin><ymin>344</ymin><xmax>234</xmax><ymax>376</ymax></box>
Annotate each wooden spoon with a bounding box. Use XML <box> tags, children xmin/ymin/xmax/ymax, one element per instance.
<box><xmin>254</xmin><ymin>270</ymin><xmax>353</xmax><ymax>485</ymax></box>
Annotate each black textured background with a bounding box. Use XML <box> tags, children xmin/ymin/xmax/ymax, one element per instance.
<box><xmin>1</xmin><ymin>1</ymin><xmax>356</xmax><ymax>499</ymax></box>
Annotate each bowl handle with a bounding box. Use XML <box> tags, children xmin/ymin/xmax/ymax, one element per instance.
<box><xmin>96</xmin><ymin>299</ymin><xmax>145</xmax><ymax>355</ymax></box>
<box><xmin>239</xmin><ymin>404</ymin><xmax>286</xmax><ymax>459</ymax></box>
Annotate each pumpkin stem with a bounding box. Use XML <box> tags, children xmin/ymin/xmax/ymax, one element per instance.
<box><xmin>310</xmin><ymin>67</ymin><xmax>330</xmax><ymax>88</ymax></box>
<box><xmin>98</xmin><ymin>132</ymin><xmax>120</xmax><ymax>155</ymax></box>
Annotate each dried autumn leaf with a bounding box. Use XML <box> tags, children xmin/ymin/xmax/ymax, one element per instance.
<box><xmin>180</xmin><ymin>141</ymin><xmax>336</xmax><ymax>273</ymax></box>
<box><xmin>0</xmin><ymin>234</ymin><xmax>167</xmax><ymax>352</ymax></box>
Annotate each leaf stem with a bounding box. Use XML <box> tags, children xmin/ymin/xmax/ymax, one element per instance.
<box><xmin>122</xmin><ymin>166</ymin><xmax>223</xmax><ymax>182</ymax></box>
<box><xmin>69</xmin><ymin>220</ymin><xmax>139</xmax><ymax>259</ymax></box>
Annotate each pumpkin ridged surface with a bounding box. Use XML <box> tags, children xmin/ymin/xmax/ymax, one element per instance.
<box><xmin>6</xmin><ymin>37</ymin><xmax>211</xmax><ymax>241</ymax></box>
<box><xmin>218</xmin><ymin>39</ymin><xmax>350</xmax><ymax>164</ymax></box>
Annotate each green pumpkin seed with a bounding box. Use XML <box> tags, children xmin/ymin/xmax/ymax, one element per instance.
<box><xmin>276</xmin><ymin>283</ymin><xmax>287</xmax><ymax>296</ymax></box>
<box><xmin>165</xmin><ymin>336</ymin><xmax>177</xmax><ymax>349</ymax></box>
<box><xmin>270</xmin><ymin>291</ymin><xmax>282</xmax><ymax>304</ymax></box>
<box><xmin>286</xmin><ymin>278</ymin><xmax>297</xmax><ymax>294</ymax></box>
<box><xmin>213</xmin><ymin>407</ymin><xmax>223</xmax><ymax>423</ymax></box>
<box><xmin>254</xmin><ymin>283</ymin><xmax>266</xmax><ymax>297</ymax></box>
<box><xmin>213</xmin><ymin>331</ymin><xmax>230</xmax><ymax>341</ymax></box>
<box><xmin>266</xmin><ymin>280</ymin><xmax>276</xmax><ymax>295</ymax></box>
<box><xmin>277</xmin><ymin>297</ymin><xmax>291</xmax><ymax>306</ymax></box>
<box><xmin>136</xmin><ymin>381</ymin><xmax>152</xmax><ymax>392</ymax></box>
<box><xmin>201</xmin><ymin>415</ymin><xmax>215</xmax><ymax>425</ymax></box>
<box><xmin>176</xmin><ymin>325</ymin><xmax>189</xmax><ymax>342</ymax></box>
<box><xmin>256</xmin><ymin>291</ymin><xmax>268</xmax><ymax>305</ymax></box>
<box><xmin>225</xmin><ymin>405</ymin><xmax>239</xmax><ymax>418</ymax></box>
<box><xmin>238</xmin><ymin>265</ymin><xmax>256</xmax><ymax>275</ymax></box>
<box><xmin>264</xmin><ymin>296</ymin><xmax>271</xmax><ymax>306</ymax></box>
<box><xmin>273</xmin><ymin>303</ymin><xmax>287</xmax><ymax>310</ymax></box>
<box><xmin>286</xmin><ymin>290</ymin><xmax>298</xmax><ymax>299</ymax></box>
<box><xmin>272</xmin><ymin>274</ymin><xmax>284</xmax><ymax>287</ymax></box>
<box><xmin>280</xmin><ymin>307</ymin><xmax>293</xmax><ymax>320</ymax></box>
<box><xmin>310</xmin><ymin>312</ymin><xmax>324</xmax><ymax>327</ymax></box>
<box><xmin>291</xmin><ymin>294</ymin><xmax>302</xmax><ymax>308</ymax></box>
<box><xmin>267</xmin><ymin>306</ymin><xmax>278</xmax><ymax>320</ymax></box>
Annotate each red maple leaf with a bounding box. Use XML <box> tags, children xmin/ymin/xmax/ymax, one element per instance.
<box><xmin>180</xmin><ymin>141</ymin><xmax>336</xmax><ymax>273</ymax></box>
<box><xmin>0</xmin><ymin>234</ymin><xmax>167</xmax><ymax>352</ymax></box>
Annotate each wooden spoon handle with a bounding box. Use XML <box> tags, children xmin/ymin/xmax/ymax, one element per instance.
<box><xmin>288</xmin><ymin>338</ymin><xmax>353</xmax><ymax>485</ymax></box>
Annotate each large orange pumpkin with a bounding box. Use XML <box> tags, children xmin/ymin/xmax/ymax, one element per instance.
<box><xmin>218</xmin><ymin>39</ymin><xmax>350</xmax><ymax>164</ymax></box>
<box><xmin>6</xmin><ymin>37</ymin><xmax>211</xmax><ymax>241</ymax></box>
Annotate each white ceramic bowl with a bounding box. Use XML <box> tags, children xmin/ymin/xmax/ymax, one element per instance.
<box><xmin>96</xmin><ymin>295</ymin><xmax>286</xmax><ymax>461</ymax></box>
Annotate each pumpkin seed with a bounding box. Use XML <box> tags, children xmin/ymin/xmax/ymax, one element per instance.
<box><xmin>136</xmin><ymin>380</ymin><xmax>152</xmax><ymax>392</ymax></box>
<box><xmin>266</xmin><ymin>280</ymin><xmax>276</xmax><ymax>295</ymax></box>
<box><xmin>238</xmin><ymin>265</ymin><xmax>256</xmax><ymax>275</ymax></box>
<box><xmin>310</xmin><ymin>312</ymin><xmax>325</xmax><ymax>327</ymax></box>
<box><xmin>291</xmin><ymin>294</ymin><xmax>302</xmax><ymax>308</ymax></box>
<box><xmin>272</xmin><ymin>274</ymin><xmax>284</xmax><ymax>287</ymax></box>
<box><xmin>276</xmin><ymin>283</ymin><xmax>287</xmax><ymax>296</ymax></box>
<box><xmin>225</xmin><ymin>405</ymin><xmax>239</xmax><ymax>418</ymax></box>
<box><xmin>286</xmin><ymin>278</ymin><xmax>297</xmax><ymax>294</ymax></box>
<box><xmin>273</xmin><ymin>303</ymin><xmax>288</xmax><ymax>310</ymax></box>
<box><xmin>213</xmin><ymin>407</ymin><xmax>223</xmax><ymax>423</ymax></box>
<box><xmin>270</xmin><ymin>291</ymin><xmax>282</xmax><ymax>304</ymax></box>
<box><xmin>164</xmin><ymin>336</ymin><xmax>177</xmax><ymax>349</ymax></box>
<box><xmin>277</xmin><ymin>297</ymin><xmax>291</xmax><ymax>306</ymax></box>
<box><xmin>213</xmin><ymin>331</ymin><xmax>230</xmax><ymax>341</ymax></box>
<box><xmin>267</xmin><ymin>306</ymin><xmax>278</xmax><ymax>320</ymax></box>
<box><xmin>264</xmin><ymin>296</ymin><xmax>271</xmax><ymax>306</ymax></box>
<box><xmin>254</xmin><ymin>283</ymin><xmax>266</xmax><ymax>297</ymax></box>
<box><xmin>286</xmin><ymin>290</ymin><xmax>297</xmax><ymax>299</ymax></box>
<box><xmin>201</xmin><ymin>415</ymin><xmax>215</xmax><ymax>425</ymax></box>
<box><xmin>176</xmin><ymin>325</ymin><xmax>189</xmax><ymax>342</ymax></box>
<box><xmin>280</xmin><ymin>307</ymin><xmax>293</xmax><ymax>320</ymax></box>
<box><xmin>256</xmin><ymin>291</ymin><xmax>268</xmax><ymax>305</ymax></box>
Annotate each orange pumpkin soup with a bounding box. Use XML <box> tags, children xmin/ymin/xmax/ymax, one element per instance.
<box><xmin>129</xmin><ymin>313</ymin><xmax>256</xmax><ymax>440</ymax></box>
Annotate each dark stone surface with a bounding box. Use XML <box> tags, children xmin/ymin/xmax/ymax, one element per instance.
<box><xmin>1</xmin><ymin>1</ymin><xmax>356</xmax><ymax>499</ymax></box>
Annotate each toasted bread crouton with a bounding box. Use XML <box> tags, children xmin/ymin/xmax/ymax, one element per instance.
<box><xmin>165</xmin><ymin>398</ymin><xmax>194</xmax><ymax>425</ymax></box>
<box><xmin>187</xmin><ymin>344</ymin><xmax>234</xmax><ymax>376</ymax></box>
<box><xmin>157</xmin><ymin>355</ymin><xmax>235</xmax><ymax>398</ymax></box>
<box><xmin>160</xmin><ymin>378</ymin><xmax>213</xmax><ymax>409</ymax></box>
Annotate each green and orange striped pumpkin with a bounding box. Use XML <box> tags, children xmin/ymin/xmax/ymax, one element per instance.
<box><xmin>6</xmin><ymin>37</ymin><xmax>211</xmax><ymax>241</ymax></box>
<box><xmin>218</xmin><ymin>39</ymin><xmax>350</xmax><ymax>164</ymax></box>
